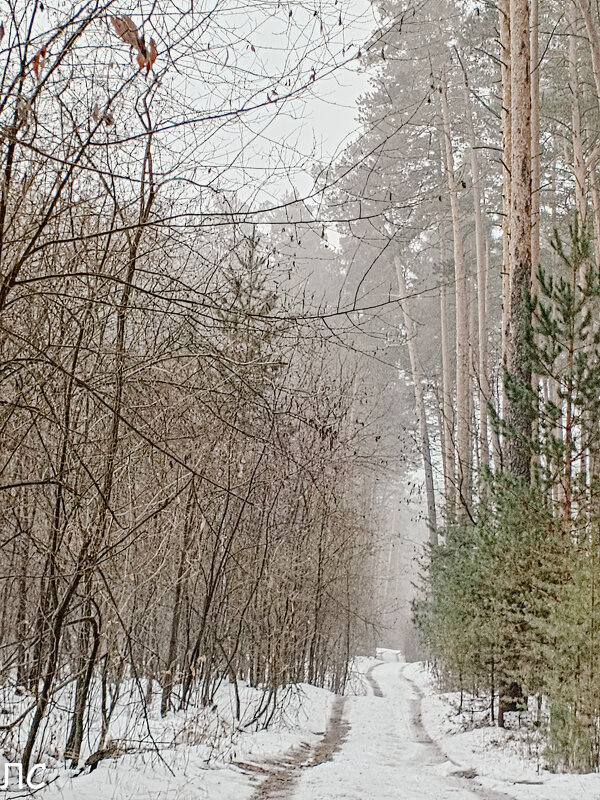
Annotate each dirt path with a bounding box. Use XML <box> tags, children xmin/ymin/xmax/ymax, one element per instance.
<box><xmin>292</xmin><ymin>657</ymin><xmax>518</xmax><ymax>800</ymax></box>
<box><xmin>246</xmin><ymin>656</ymin><xmax>517</xmax><ymax>800</ymax></box>
<box><xmin>246</xmin><ymin>695</ymin><xmax>349</xmax><ymax>800</ymax></box>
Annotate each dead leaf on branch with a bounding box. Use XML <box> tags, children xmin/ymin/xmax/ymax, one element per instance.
<box><xmin>112</xmin><ymin>15</ymin><xmax>140</xmax><ymax>50</ymax></box>
<box><xmin>111</xmin><ymin>15</ymin><xmax>157</xmax><ymax>75</ymax></box>
<box><xmin>33</xmin><ymin>46</ymin><xmax>47</xmax><ymax>80</ymax></box>
<box><xmin>91</xmin><ymin>103</ymin><xmax>114</xmax><ymax>126</ymax></box>
<box><xmin>147</xmin><ymin>38</ymin><xmax>157</xmax><ymax>71</ymax></box>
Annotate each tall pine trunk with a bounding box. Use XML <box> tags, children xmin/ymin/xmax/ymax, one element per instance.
<box><xmin>499</xmin><ymin>0</ymin><xmax>512</xmax><ymax>429</ymax></box>
<box><xmin>439</xmin><ymin>231</ymin><xmax>455</xmax><ymax>515</ymax></box>
<box><xmin>498</xmin><ymin>0</ymin><xmax>533</xmax><ymax>729</ymax></box>
<box><xmin>505</xmin><ymin>0</ymin><xmax>532</xmax><ymax>480</ymax></box>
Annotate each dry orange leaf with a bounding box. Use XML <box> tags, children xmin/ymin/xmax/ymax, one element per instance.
<box><xmin>112</xmin><ymin>16</ymin><xmax>157</xmax><ymax>76</ymax></box>
<box><xmin>112</xmin><ymin>15</ymin><xmax>140</xmax><ymax>51</ymax></box>
<box><xmin>33</xmin><ymin>46</ymin><xmax>47</xmax><ymax>80</ymax></box>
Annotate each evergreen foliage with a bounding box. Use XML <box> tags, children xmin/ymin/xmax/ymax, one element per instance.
<box><xmin>415</xmin><ymin>225</ymin><xmax>600</xmax><ymax>771</ymax></box>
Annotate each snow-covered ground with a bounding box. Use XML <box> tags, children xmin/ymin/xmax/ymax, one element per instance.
<box><xmin>9</xmin><ymin>652</ymin><xmax>600</xmax><ymax>799</ymax></box>
<box><xmin>289</xmin><ymin>649</ymin><xmax>600</xmax><ymax>800</ymax></box>
<box><xmin>404</xmin><ymin>655</ymin><xmax>600</xmax><ymax>800</ymax></box>
<box><xmin>7</xmin><ymin>680</ymin><xmax>334</xmax><ymax>800</ymax></box>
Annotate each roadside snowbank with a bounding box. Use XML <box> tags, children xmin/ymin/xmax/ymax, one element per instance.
<box><xmin>404</xmin><ymin>661</ymin><xmax>600</xmax><ymax>800</ymax></box>
<box><xmin>11</xmin><ymin>679</ymin><xmax>335</xmax><ymax>800</ymax></box>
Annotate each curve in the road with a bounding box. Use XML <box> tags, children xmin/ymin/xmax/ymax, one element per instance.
<box><xmin>365</xmin><ymin>664</ymin><xmax>384</xmax><ymax>697</ymax></box>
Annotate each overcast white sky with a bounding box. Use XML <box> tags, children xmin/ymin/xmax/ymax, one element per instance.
<box><xmin>230</xmin><ymin>0</ymin><xmax>378</xmax><ymax>205</ymax></box>
<box><xmin>289</xmin><ymin>0</ymin><xmax>376</xmax><ymax>162</ymax></box>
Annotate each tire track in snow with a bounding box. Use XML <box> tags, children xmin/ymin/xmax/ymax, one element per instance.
<box><xmin>399</xmin><ymin>660</ymin><xmax>516</xmax><ymax>800</ymax></box>
<box><xmin>365</xmin><ymin>663</ymin><xmax>384</xmax><ymax>697</ymax></box>
<box><xmin>248</xmin><ymin>656</ymin><xmax>515</xmax><ymax>800</ymax></box>
<box><xmin>247</xmin><ymin>694</ymin><xmax>349</xmax><ymax>800</ymax></box>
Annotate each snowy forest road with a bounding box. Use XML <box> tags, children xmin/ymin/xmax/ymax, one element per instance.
<box><xmin>283</xmin><ymin>652</ymin><xmax>515</xmax><ymax>800</ymax></box>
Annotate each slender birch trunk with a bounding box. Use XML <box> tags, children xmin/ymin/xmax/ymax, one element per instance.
<box><xmin>395</xmin><ymin>256</ymin><xmax>437</xmax><ymax>544</ymax></box>
<box><xmin>439</xmin><ymin>231</ymin><xmax>455</xmax><ymax>515</ymax></box>
<box><xmin>462</xmin><ymin>61</ymin><xmax>490</xmax><ymax>469</ymax></box>
<box><xmin>440</xmin><ymin>77</ymin><xmax>471</xmax><ymax>515</ymax></box>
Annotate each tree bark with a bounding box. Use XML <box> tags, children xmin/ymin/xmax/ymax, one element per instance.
<box><xmin>395</xmin><ymin>256</ymin><xmax>437</xmax><ymax>544</ymax></box>
<box><xmin>462</xmin><ymin>61</ymin><xmax>490</xmax><ymax>470</ymax></box>
<box><xmin>65</xmin><ymin>610</ymin><xmax>100</xmax><ymax>763</ymax></box>
<box><xmin>440</xmin><ymin>77</ymin><xmax>471</xmax><ymax>515</ymax></box>
<box><xmin>439</xmin><ymin>232</ymin><xmax>455</xmax><ymax>516</ymax></box>
<box><xmin>505</xmin><ymin>0</ymin><xmax>532</xmax><ymax>481</ymax></box>
<box><xmin>530</xmin><ymin>0</ymin><xmax>541</xmax><ymax>467</ymax></box>
<box><xmin>568</xmin><ymin>2</ymin><xmax>587</xmax><ymax>225</ymax></box>
<box><xmin>531</xmin><ymin>0</ymin><xmax>541</xmax><ymax>274</ymax></box>
<box><xmin>161</xmin><ymin>485</ymin><xmax>194</xmax><ymax>716</ymax></box>
<box><xmin>577</xmin><ymin>0</ymin><xmax>600</xmax><ymax>104</ymax></box>
<box><xmin>499</xmin><ymin>0</ymin><xmax>512</xmax><ymax>420</ymax></box>
<box><xmin>498</xmin><ymin>0</ymin><xmax>533</xmax><ymax>729</ymax></box>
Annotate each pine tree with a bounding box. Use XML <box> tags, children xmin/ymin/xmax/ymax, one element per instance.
<box><xmin>416</xmin><ymin>223</ymin><xmax>600</xmax><ymax>769</ymax></box>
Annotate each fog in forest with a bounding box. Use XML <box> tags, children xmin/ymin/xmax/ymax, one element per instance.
<box><xmin>1</xmin><ymin>0</ymin><xmax>600</xmax><ymax>796</ymax></box>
